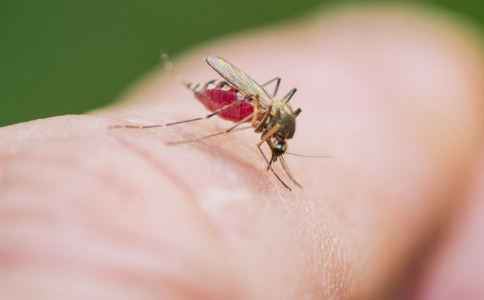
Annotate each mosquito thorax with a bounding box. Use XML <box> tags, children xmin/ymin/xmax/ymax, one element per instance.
<box><xmin>267</xmin><ymin>100</ymin><xmax>296</xmax><ymax>140</ymax></box>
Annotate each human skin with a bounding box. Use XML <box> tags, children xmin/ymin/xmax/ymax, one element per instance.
<box><xmin>412</xmin><ymin>156</ymin><xmax>484</xmax><ymax>300</ymax></box>
<box><xmin>1</xmin><ymin>4</ymin><xmax>483</xmax><ymax>300</ymax></box>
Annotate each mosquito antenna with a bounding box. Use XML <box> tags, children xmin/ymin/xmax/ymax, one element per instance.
<box><xmin>285</xmin><ymin>152</ymin><xmax>331</xmax><ymax>159</ymax></box>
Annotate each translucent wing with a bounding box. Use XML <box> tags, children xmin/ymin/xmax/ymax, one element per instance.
<box><xmin>206</xmin><ymin>54</ymin><xmax>273</xmax><ymax>106</ymax></box>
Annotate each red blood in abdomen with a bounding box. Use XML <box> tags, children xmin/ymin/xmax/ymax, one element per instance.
<box><xmin>195</xmin><ymin>87</ymin><xmax>254</xmax><ymax>122</ymax></box>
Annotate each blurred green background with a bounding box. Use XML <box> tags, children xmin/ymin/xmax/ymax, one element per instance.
<box><xmin>0</xmin><ymin>0</ymin><xmax>482</xmax><ymax>127</ymax></box>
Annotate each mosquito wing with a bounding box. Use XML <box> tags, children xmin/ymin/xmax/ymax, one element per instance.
<box><xmin>206</xmin><ymin>54</ymin><xmax>273</xmax><ymax>106</ymax></box>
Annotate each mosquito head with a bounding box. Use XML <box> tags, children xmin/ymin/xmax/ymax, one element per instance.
<box><xmin>267</xmin><ymin>138</ymin><xmax>288</xmax><ymax>174</ymax></box>
<box><xmin>272</xmin><ymin>138</ymin><xmax>288</xmax><ymax>157</ymax></box>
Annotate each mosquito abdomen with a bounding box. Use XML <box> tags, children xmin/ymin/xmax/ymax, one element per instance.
<box><xmin>194</xmin><ymin>82</ymin><xmax>254</xmax><ymax>122</ymax></box>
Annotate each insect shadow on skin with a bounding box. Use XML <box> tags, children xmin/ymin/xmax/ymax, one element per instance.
<box><xmin>110</xmin><ymin>54</ymin><xmax>329</xmax><ymax>191</ymax></box>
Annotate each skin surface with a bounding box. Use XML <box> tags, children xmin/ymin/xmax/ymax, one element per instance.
<box><xmin>410</xmin><ymin>155</ymin><xmax>484</xmax><ymax>300</ymax></box>
<box><xmin>1</xmin><ymin>4</ymin><xmax>484</xmax><ymax>299</ymax></box>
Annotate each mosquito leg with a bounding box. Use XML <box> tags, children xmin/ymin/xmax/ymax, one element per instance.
<box><xmin>251</xmin><ymin>96</ymin><xmax>260</xmax><ymax>127</ymax></box>
<box><xmin>109</xmin><ymin>100</ymin><xmax>243</xmax><ymax>129</ymax></box>
<box><xmin>256</xmin><ymin>125</ymin><xmax>282</xmax><ymax>172</ymax></box>
<box><xmin>250</xmin><ymin>96</ymin><xmax>272</xmax><ymax>133</ymax></box>
<box><xmin>272</xmin><ymin>165</ymin><xmax>292</xmax><ymax>191</ymax></box>
<box><xmin>256</xmin><ymin>142</ymin><xmax>291</xmax><ymax>191</ymax></box>
<box><xmin>282</xmin><ymin>88</ymin><xmax>297</xmax><ymax>104</ymax></box>
<box><xmin>265</xmin><ymin>139</ymin><xmax>276</xmax><ymax>171</ymax></box>
<box><xmin>256</xmin><ymin>141</ymin><xmax>271</xmax><ymax>165</ymax></box>
<box><xmin>255</xmin><ymin>125</ymin><xmax>282</xmax><ymax>172</ymax></box>
<box><xmin>251</xmin><ymin>97</ymin><xmax>272</xmax><ymax>134</ymax></box>
<box><xmin>260</xmin><ymin>124</ymin><xmax>281</xmax><ymax>144</ymax></box>
<box><xmin>261</xmin><ymin>77</ymin><xmax>281</xmax><ymax>97</ymax></box>
<box><xmin>166</xmin><ymin>112</ymin><xmax>255</xmax><ymax>145</ymax></box>
<box><xmin>231</xmin><ymin>125</ymin><xmax>253</xmax><ymax>132</ymax></box>
<box><xmin>253</xmin><ymin>105</ymin><xmax>271</xmax><ymax>132</ymax></box>
<box><xmin>280</xmin><ymin>156</ymin><xmax>303</xmax><ymax>188</ymax></box>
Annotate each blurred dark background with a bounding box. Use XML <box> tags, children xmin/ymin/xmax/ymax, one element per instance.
<box><xmin>0</xmin><ymin>0</ymin><xmax>482</xmax><ymax>127</ymax></box>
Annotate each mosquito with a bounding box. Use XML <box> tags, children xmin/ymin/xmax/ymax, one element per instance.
<box><xmin>111</xmin><ymin>54</ymin><xmax>326</xmax><ymax>190</ymax></box>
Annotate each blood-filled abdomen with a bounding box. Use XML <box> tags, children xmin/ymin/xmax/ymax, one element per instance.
<box><xmin>194</xmin><ymin>82</ymin><xmax>254</xmax><ymax>123</ymax></box>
